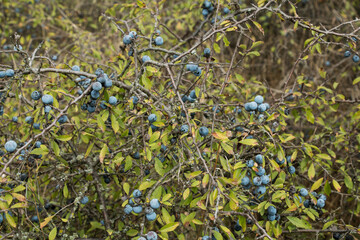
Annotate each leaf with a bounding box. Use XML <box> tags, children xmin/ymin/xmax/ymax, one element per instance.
<box><xmin>221</xmin><ymin>142</ymin><xmax>234</xmax><ymax>155</ymax></box>
<box><xmin>11</xmin><ymin>203</ymin><xmax>27</xmax><ymax>209</ymax></box>
<box><xmin>11</xmin><ymin>193</ymin><xmax>26</xmax><ymax>202</ymax></box>
<box><xmin>111</xmin><ymin>114</ymin><xmax>119</xmax><ymax>133</ymax></box>
<box><xmin>305</xmin><ymin>108</ymin><xmax>314</xmax><ymax>124</ymax></box>
<box><xmin>192</xmin><ymin>219</ymin><xmax>203</xmax><ymax>225</ymax></box>
<box><xmin>40</xmin><ymin>216</ymin><xmax>53</xmax><ymax>229</ymax></box>
<box><xmin>212</xmin><ymin>231</ymin><xmax>223</xmax><ymax>240</ymax></box>
<box><xmin>126</xmin><ymin>229</ymin><xmax>138</xmax><ymax>236</ymax></box>
<box><xmin>211</xmin><ymin>131</ymin><xmax>229</xmax><ymax>141</ymax></box>
<box><xmin>353</xmin><ymin>76</ymin><xmax>360</xmax><ymax>85</ymax></box>
<box><xmin>251</xmin><ymin>41</ymin><xmax>264</xmax><ymax>49</ymax></box>
<box><xmin>310</xmin><ymin>178</ymin><xmax>323</xmax><ymax>192</ymax></box>
<box><xmin>149</xmin><ymin>131</ymin><xmax>160</xmax><ymax>143</ymax></box>
<box><xmin>344</xmin><ymin>174</ymin><xmax>353</xmax><ymax>189</ymax></box>
<box><xmin>316</xmin><ymin>154</ymin><xmax>331</xmax><ymax>160</ymax></box>
<box><xmin>13</xmin><ymin>185</ymin><xmax>25</xmax><ymax>193</ymax></box>
<box><xmin>50</xmin><ymin>140</ymin><xmax>60</xmax><ymax>156</ymax></box>
<box><xmin>85</xmin><ymin>142</ymin><xmax>94</xmax><ymax>158</ymax></box>
<box><xmin>308</xmin><ymin>163</ymin><xmax>315</xmax><ymax>180</ymax></box>
<box><xmin>183</xmin><ymin>188</ymin><xmax>190</xmax><ymax>200</ymax></box>
<box><xmin>252</xmin><ymin>21</ymin><xmax>264</xmax><ymax>35</ymax></box>
<box><xmin>324</xmin><ymin>180</ymin><xmax>331</xmax><ymax>196</ymax></box>
<box><xmin>219</xmin><ymin>225</ymin><xmax>235</xmax><ymax>239</ymax></box>
<box><xmin>56</xmin><ymin>135</ymin><xmax>72</xmax><ymax>142</ymax></box>
<box><xmin>332</xmin><ymin>179</ymin><xmax>341</xmax><ymax>192</ymax></box>
<box><xmin>286</xmin><ymin>216</ymin><xmax>312</xmax><ymax>229</ymax></box>
<box><xmin>239</xmin><ymin>138</ymin><xmax>258</xmax><ymax>146</ymax></box>
<box><xmin>138</xmin><ymin>181</ymin><xmax>156</xmax><ymax>191</ymax></box>
<box><xmin>63</xmin><ymin>184</ymin><xmax>68</xmax><ymax>198</ymax></box>
<box><xmin>30</xmin><ymin>147</ymin><xmax>48</xmax><ymax>155</ymax></box>
<box><xmin>213</xmin><ymin>43</ymin><xmax>220</xmax><ymax>54</ymax></box>
<box><xmin>49</xmin><ymin>227</ymin><xmax>57</xmax><ymax>240</ymax></box>
<box><xmin>323</xmin><ymin>220</ymin><xmax>337</xmax><ymax>230</ymax></box>
<box><xmin>99</xmin><ymin>144</ymin><xmax>108</xmax><ymax>163</ymax></box>
<box><xmin>97</xmin><ymin>114</ymin><xmax>105</xmax><ymax>132</ymax></box>
<box><xmin>123</xmin><ymin>183</ymin><xmax>130</xmax><ymax>195</ymax></box>
<box><xmin>159</xmin><ymin>222</ymin><xmax>179</xmax><ymax>233</ymax></box>
<box><xmin>5</xmin><ymin>212</ymin><xmax>16</xmax><ymax>228</ymax></box>
<box><xmin>137</xmin><ymin>0</ymin><xmax>145</xmax><ymax>8</ymax></box>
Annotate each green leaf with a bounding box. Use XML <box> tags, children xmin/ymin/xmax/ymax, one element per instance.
<box><xmin>323</xmin><ymin>220</ymin><xmax>337</xmax><ymax>230</ymax></box>
<box><xmin>159</xmin><ymin>222</ymin><xmax>180</xmax><ymax>233</ymax></box>
<box><xmin>155</xmin><ymin>158</ymin><xmax>165</xmax><ymax>176</ymax></box>
<box><xmin>123</xmin><ymin>183</ymin><xmax>130</xmax><ymax>195</ymax></box>
<box><xmin>251</xmin><ymin>41</ymin><xmax>264</xmax><ymax>49</ymax></box>
<box><xmin>344</xmin><ymin>174</ymin><xmax>353</xmax><ymax>189</ymax></box>
<box><xmin>30</xmin><ymin>146</ymin><xmax>49</xmax><ymax>155</ymax></box>
<box><xmin>49</xmin><ymin>227</ymin><xmax>57</xmax><ymax>240</ymax></box>
<box><xmin>5</xmin><ymin>212</ymin><xmax>16</xmax><ymax>228</ymax></box>
<box><xmin>111</xmin><ymin>114</ymin><xmax>119</xmax><ymax>133</ymax></box>
<box><xmin>286</xmin><ymin>216</ymin><xmax>312</xmax><ymax>229</ymax></box>
<box><xmin>56</xmin><ymin>135</ymin><xmax>72</xmax><ymax>142</ymax></box>
<box><xmin>221</xmin><ymin>142</ymin><xmax>234</xmax><ymax>155</ymax></box>
<box><xmin>63</xmin><ymin>184</ymin><xmax>68</xmax><ymax>198</ymax></box>
<box><xmin>50</xmin><ymin>140</ymin><xmax>60</xmax><ymax>156</ymax></box>
<box><xmin>149</xmin><ymin>131</ymin><xmax>160</xmax><ymax>143</ymax></box>
<box><xmin>97</xmin><ymin>114</ymin><xmax>105</xmax><ymax>132</ymax></box>
<box><xmin>126</xmin><ymin>229</ymin><xmax>138</xmax><ymax>236</ymax></box>
<box><xmin>138</xmin><ymin>181</ymin><xmax>156</xmax><ymax>191</ymax></box>
<box><xmin>305</xmin><ymin>108</ymin><xmax>314</xmax><ymax>124</ymax></box>
<box><xmin>308</xmin><ymin>163</ymin><xmax>315</xmax><ymax>180</ymax></box>
<box><xmin>316</xmin><ymin>154</ymin><xmax>331</xmax><ymax>160</ymax></box>
<box><xmin>324</xmin><ymin>180</ymin><xmax>331</xmax><ymax>196</ymax></box>
<box><xmin>213</xmin><ymin>43</ymin><xmax>221</xmax><ymax>54</ymax></box>
<box><xmin>212</xmin><ymin>231</ymin><xmax>224</xmax><ymax>240</ymax></box>
<box><xmin>13</xmin><ymin>185</ymin><xmax>25</xmax><ymax>193</ymax></box>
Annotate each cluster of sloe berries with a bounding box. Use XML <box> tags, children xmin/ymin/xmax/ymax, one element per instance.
<box><xmin>344</xmin><ymin>50</ymin><xmax>359</xmax><ymax>63</ymax></box>
<box><xmin>244</xmin><ymin>95</ymin><xmax>270</xmax><ymax>121</ymax></box>
<box><xmin>137</xmin><ymin>231</ymin><xmax>158</xmax><ymax>240</ymax></box>
<box><xmin>77</xmin><ymin>67</ymin><xmax>117</xmax><ymax>113</ymax></box>
<box><xmin>303</xmin><ymin>191</ymin><xmax>327</xmax><ymax>210</ymax></box>
<box><xmin>124</xmin><ymin>190</ymin><xmax>161</xmax><ymax>222</ymax></box>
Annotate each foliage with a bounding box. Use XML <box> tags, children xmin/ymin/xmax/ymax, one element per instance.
<box><xmin>0</xmin><ymin>0</ymin><xmax>359</xmax><ymax>239</ymax></box>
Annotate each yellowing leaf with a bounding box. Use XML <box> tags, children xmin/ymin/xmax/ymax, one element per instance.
<box><xmin>99</xmin><ymin>144</ymin><xmax>108</xmax><ymax>163</ymax></box>
<box><xmin>252</xmin><ymin>21</ymin><xmax>264</xmax><ymax>35</ymax></box>
<box><xmin>310</xmin><ymin>178</ymin><xmax>323</xmax><ymax>192</ymax></box>
<box><xmin>212</xmin><ymin>131</ymin><xmax>229</xmax><ymax>141</ymax></box>
<box><xmin>11</xmin><ymin>193</ymin><xmax>26</xmax><ymax>202</ymax></box>
<box><xmin>5</xmin><ymin>212</ymin><xmax>16</xmax><ymax>228</ymax></box>
<box><xmin>49</xmin><ymin>227</ymin><xmax>57</xmax><ymax>240</ymax></box>
<box><xmin>159</xmin><ymin>222</ymin><xmax>179</xmax><ymax>233</ymax></box>
<box><xmin>239</xmin><ymin>138</ymin><xmax>258</xmax><ymax>146</ymax></box>
<box><xmin>40</xmin><ymin>216</ymin><xmax>54</xmax><ymax>229</ymax></box>
<box><xmin>353</xmin><ymin>76</ymin><xmax>360</xmax><ymax>85</ymax></box>
<box><xmin>183</xmin><ymin>188</ymin><xmax>190</xmax><ymax>200</ymax></box>
<box><xmin>308</xmin><ymin>163</ymin><xmax>315</xmax><ymax>180</ymax></box>
<box><xmin>332</xmin><ymin>179</ymin><xmax>341</xmax><ymax>192</ymax></box>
